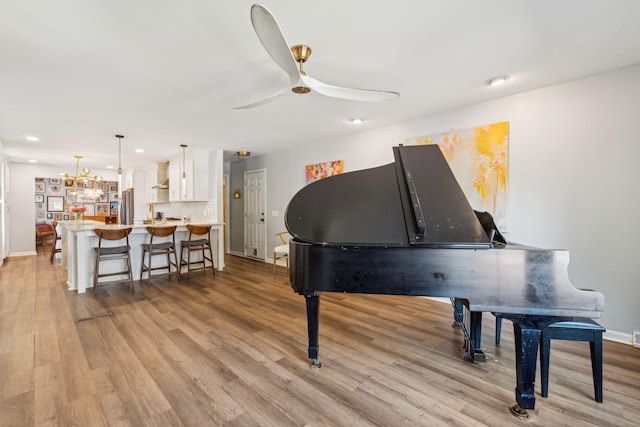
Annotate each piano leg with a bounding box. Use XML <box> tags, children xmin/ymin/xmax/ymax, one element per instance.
<box><xmin>510</xmin><ymin>322</ymin><xmax>541</xmax><ymax>417</ymax></box>
<box><xmin>305</xmin><ymin>294</ymin><xmax>322</xmax><ymax>369</ymax></box>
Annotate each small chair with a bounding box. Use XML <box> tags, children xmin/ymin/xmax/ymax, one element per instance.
<box><xmin>35</xmin><ymin>221</ymin><xmax>54</xmax><ymax>248</ymax></box>
<box><xmin>273</xmin><ymin>231</ymin><xmax>289</xmax><ymax>275</ymax></box>
<box><xmin>49</xmin><ymin>221</ymin><xmax>62</xmax><ymax>263</ymax></box>
<box><xmin>93</xmin><ymin>227</ymin><xmax>134</xmax><ymax>295</ymax></box>
<box><xmin>140</xmin><ymin>225</ymin><xmax>180</xmax><ymax>285</ymax></box>
<box><xmin>179</xmin><ymin>224</ymin><xmax>215</xmax><ymax>276</ymax></box>
<box><xmin>495</xmin><ymin>315</ymin><xmax>604</xmax><ymax>402</ymax></box>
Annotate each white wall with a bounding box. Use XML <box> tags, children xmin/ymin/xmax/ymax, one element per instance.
<box><xmin>244</xmin><ymin>64</ymin><xmax>640</xmax><ymax>340</ymax></box>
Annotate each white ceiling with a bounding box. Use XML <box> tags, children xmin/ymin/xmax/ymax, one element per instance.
<box><xmin>2</xmin><ymin>1</ymin><xmax>640</xmax><ymax>170</ymax></box>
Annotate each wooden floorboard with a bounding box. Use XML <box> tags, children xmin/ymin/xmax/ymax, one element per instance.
<box><xmin>1</xmin><ymin>247</ymin><xmax>639</xmax><ymax>426</ymax></box>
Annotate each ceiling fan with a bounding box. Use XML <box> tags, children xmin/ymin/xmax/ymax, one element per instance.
<box><xmin>233</xmin><ymin>4</ymin><xmax>399</xmax><ymax>109</ymax></box>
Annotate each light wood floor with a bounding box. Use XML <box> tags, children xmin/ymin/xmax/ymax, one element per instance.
<box><xmin>1</xmin><ymin>246</ymin><xmax>639</xmax><ymax>426</ymax></box>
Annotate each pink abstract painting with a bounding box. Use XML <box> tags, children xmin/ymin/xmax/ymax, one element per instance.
<box><xmin>306</xmin><ymin>160</ymin><xmax>344</xmax><ymax>184</ymax></box>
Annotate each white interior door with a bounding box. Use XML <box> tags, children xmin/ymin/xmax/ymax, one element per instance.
<box><xmin>244</xmin><ymin>169</ymin><xmax>266</xmax><ymax>260</ymax></box>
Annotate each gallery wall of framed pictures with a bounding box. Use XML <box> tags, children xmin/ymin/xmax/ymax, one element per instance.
<box><xmin>34</xmin><ymin>177</ymin><xmax>119</xmax><ymax>223</ymax></box>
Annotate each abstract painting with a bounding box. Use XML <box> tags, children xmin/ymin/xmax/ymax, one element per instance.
<box><xmin>406</xmin><ymin>121</ymin><xmax>509</xmax><ymax>229</ymax></box>
<box><xmin>306</xmin><ymin>160</ymin><xmax>344</xmax><ymax>184</ymax></box>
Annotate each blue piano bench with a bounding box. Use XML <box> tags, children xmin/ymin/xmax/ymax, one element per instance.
<box><xmin>495</xmin><ymin>315</ymin><xmax>605</xmax><ymax>403</ymax></box>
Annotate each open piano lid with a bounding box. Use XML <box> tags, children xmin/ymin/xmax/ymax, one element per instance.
<box><xmin>286</xmin><ymin>145</ymin><xmax>491</xmax><ymax>248</ymax></box>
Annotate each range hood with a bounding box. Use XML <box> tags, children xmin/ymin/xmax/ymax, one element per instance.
<box><xmin>152</xmin><ymin>161</ymin><xmax>170</xmax><ymax>189</ymax></box>
<box><xmin>152</xmin><ymin>178</ymin><xmax>169</xmax><ymax>189</ymax></box>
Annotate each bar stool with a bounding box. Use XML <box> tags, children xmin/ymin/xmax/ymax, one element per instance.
<box><xmin>494</xmin><ymin>314</ymin><xmax>604</xmax><ymax>402</ymax></box>
<box><xmin>140</xmin><ymin>225</ymin><xmax>180</xmax><ymax>285</ymax></box>
<box><xmin>49</xmin><ymin>221</ymin><xmax>62</xmax><ymax>263</ymax></box>
<box><xmin>93</xmin><ymin>227</ymin><xmax>134</xmax><ymax>295</ymax></box>
<box><xmin>179</xmin><ymin>224</ymin><xmax>215</xmax><ymax>276</ymax></box>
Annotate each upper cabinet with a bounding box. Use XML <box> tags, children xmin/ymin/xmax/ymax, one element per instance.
<box><xmin>124</xmin><ymin>168</ymin><xmax>136</xmax><ymax>190</ymax></box>
<box><xmin>168</xmin><ymin>152</ymin><xmax>208</xmax><ymax>202</ymax></box>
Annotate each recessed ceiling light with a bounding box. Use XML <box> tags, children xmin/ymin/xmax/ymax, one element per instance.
<box><xmin>485</xmin><ymin>76</ymin><xmax>510</xmax><ymax>87</ymax></box>
<box><xmin>106</xmin><ymin>165</ymin><xmax>114</xmax><ymax>169</ymax></box>
<box><xmin>26</xmin><ymin>136</ymin><xmax>39</xmax><ymax>141</ymax></box>
<box><xmin>349</xmin><ymin>118</ymin><xmax>364</xmax><ymax>124</ymax></box>
<box><xmin>135</xmin><ymin>149</ymin><xmax>144</xmax><ymax>153</ymax></box>
<box><xmin>28</xmin><ymin>159</ymin><xmax>38</xmax><ymax>163</ymax></box>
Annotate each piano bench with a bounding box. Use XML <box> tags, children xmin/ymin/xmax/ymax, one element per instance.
<box><xmin>495</xmin><ymin>315</ymin><xmax>605</xmax><ymax>402</ymax></box>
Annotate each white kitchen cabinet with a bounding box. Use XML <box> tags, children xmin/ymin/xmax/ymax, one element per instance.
<box><xmin>124</xmin><ymin>168</ymin><xmax>136</xmax><ymax>190</ymax></box>
<box><xmin>168</xmin><ymin>152</ymin><xmax>208</xmax><ymax>202</ymax></box>
<box><xmin>144</xmin><ymin>165</ymin><xmax>156</xmax><ymax>203</ymax></box>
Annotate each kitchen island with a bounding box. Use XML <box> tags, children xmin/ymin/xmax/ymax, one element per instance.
<box><xmin>60</xmin><ymin>221</ymin><xmax>225</xmax><ymax>293</ymax></box>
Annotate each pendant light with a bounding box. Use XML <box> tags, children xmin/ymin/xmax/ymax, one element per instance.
<box><xmin>116</xmin><ymin>135</ymin><xmax>124</xmax><ymax>222</ymax></box>
<box><xmin>181</xmin><ymin>144</ymin><xmax>187</xmax><ymax>198</ymax></box>
<box><xmin>116</xmin><ymin>135</ymin><xmax>124</xmax><ymax>177</ymax></box>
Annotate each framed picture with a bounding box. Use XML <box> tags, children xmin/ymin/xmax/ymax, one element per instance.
<box><xmin>110</xmin><ymin>201</ymin><xmax>119</xmax><ymax>216</ymax></box>
<box><xmin>109</xmin><ymin>184</ymin><xmax>117</xmax><ymax>192</ymax></box>
<box><xmin>46</xmin><ymin>213</ymin><xmax>53</xmax><ymax>219</ymax></box>
<box><xmin>35</xmin><ymin>177</ymin><xmax>45</xmax><ymax>182</ymax></box>
<box><xmin>66</xmin><ymin>188</ymin><xmax>75</xmax><ymax>196</ymax></box>
<box><xmin>96</xmin><ymin>203</ymin><xmax>109</xmax><ymax>216</ymax></box>
<box><xmin>65</xmin><ymin>179</ymin><xmax>74</xmax><ymax>187</ymax></box>
<box><xmin>83</xmin><ymin>204</ymin><xmax>95</xmax><ymax>216</ymax></box>
<box><xmin>111</xmin><ymin>193</ymin><xmax>119</xmax><ymax>201</ymax></box>
<box><xmin>49</xmin><ymin>178</ymin><xmax>62</xmax><ymax>185</ymax></box>
<box><xmin>49</xmin><ymin>184</ymin><xmax>62</xmax><ymax>193</ymax></box>
<box><xmin>54</xmin><ymin>213</ymin><xmax>62</xmax><ymax>220</ymax></box>
<box><xmin>47</xmin><ymin>196</ymin><xmax>64</xmax><ymax>212</ymax></box>
<box><xmin>99</xmin><ymin>193</ymin><xmax>109</xmax><ymax>203</ymax></box>
<box><xmin>63</xmin><ymin>214</ymin><xmax>69</xmax><ymax>220</ymax></box>
<box><xmin>102</xmin><ymin>184</ymin><xmax>110</xmax><ymax>192</ymax></box>
<box><xmin>37</xmin><ymin>210</ymin><xmax>45</xmax><ymax>218</ymax></box>
<box><xmin>77</xmin><ymin>195</ymin><xmax>94</xmax><ymax>204</ymax></box>
<box><xmin>35</xmin><ymin>182</ymin><xmax>45</xmax><ymax>193</ymax></box>
<box><xmin>35</xmin><ymin>194</ymin><xmax>44</xmax><ymax>203</ymax></box>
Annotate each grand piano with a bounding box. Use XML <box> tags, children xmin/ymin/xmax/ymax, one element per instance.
<box><xmin>285</xmin><ymin>144</ymin><xmax>604</xmax><ymax>417</ymax></box>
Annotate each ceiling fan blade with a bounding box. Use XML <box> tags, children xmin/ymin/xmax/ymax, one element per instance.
<box><xmin>250</xmin><ymin>4</ymin><xmax>300</xmax><ymax>83</ymax></box>
<box><xmin>232</xmin><ymin>84</ymin><xmax>289</xmax><ymax>109</ymax></box>
<box><xmin>306</xmin><ymin>76</ymin><xmax>399</xmax><ymax>102</ymax></box>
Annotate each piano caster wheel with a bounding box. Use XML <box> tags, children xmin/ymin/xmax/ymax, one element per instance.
<box><xmin>509</xmin><ymin>404</ymin><xmax>529</xmax><ymax>418</ymax></box>
<box><xmin>310</xmin><ymin>358</ymin><xmax>322</xmax><ymax>369</ymax></box>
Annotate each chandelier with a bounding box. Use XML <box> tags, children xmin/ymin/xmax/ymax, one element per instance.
<box><xmin>61</xmin><ymin>155</ymin><xmax>104</xmax><ymax>201</ymax></box>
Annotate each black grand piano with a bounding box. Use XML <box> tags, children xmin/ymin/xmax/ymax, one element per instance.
<box><xmin>285</xmin><ymin>144</ymin><xmax>604</xmax><ymax>417</ymax></box>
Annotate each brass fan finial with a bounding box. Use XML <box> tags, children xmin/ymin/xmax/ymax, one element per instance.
<box><xmin>291</xmin><ymin>45</ymin><xmax>312</xmax><ymax>94</ymax></box>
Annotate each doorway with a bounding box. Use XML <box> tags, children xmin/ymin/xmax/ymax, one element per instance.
<box><xmin>244</xmin><ymin>169</ymin><xmax>266</xmax><ymax>260</ymax></box>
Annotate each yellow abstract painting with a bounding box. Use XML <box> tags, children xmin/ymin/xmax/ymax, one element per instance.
<box><xmin>406</xmin><ymin>121</ymin><xmax>509</xmax><ymax>229</ymax></box>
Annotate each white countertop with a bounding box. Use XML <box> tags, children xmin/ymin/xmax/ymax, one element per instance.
<box><xmin>61</xmin><ymin>220</ymin><xmax>223</xmax><ymax>232</ymax></box>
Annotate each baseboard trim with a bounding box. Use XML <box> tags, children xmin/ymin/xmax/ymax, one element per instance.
<box><xmin>8</xmin><ymin>251</ymin><xmax>38</xmax><ymax>257</ymax></box>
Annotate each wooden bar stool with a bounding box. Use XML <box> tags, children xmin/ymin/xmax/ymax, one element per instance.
<box><xmin>93</xmin><ymin>227</ymin><xmax>134</xmax><ymax>295</ymax></box>
<box><xmin>179</xmin><ymin>224</ymin><xmax>215</xmax><ymax>277</ymax></box>
<box><xmin>140</xmin><ymin>225</ymin><xmax>180</xmax><ymax>285</ymax></box>
<box><xmin>49</xmin><ymin>221</ymin><xmax>62</xmax><ymax>263</ymax></box>
<box><xmin>495</xmin><ymin>314</ymin><xmax>605</xmax><ymax>402</ymax></box>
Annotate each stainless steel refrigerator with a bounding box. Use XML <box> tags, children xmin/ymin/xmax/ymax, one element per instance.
<box><xmin>120</xmin><ymin>188</ymin><xmax>134</xmax><ymax>225</ymax></box>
